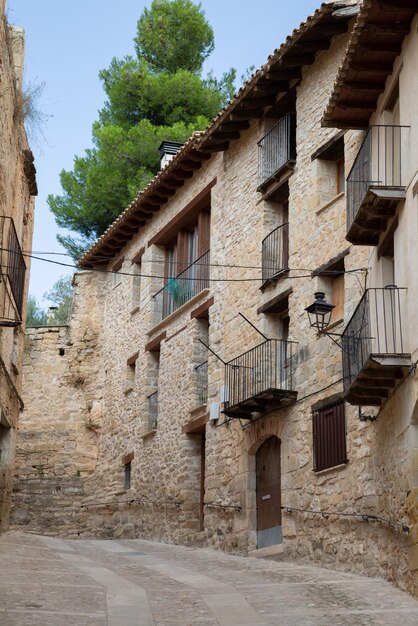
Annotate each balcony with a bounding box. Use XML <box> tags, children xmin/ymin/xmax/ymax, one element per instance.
<box><xmin>154</xmin><ymin>250</ymin><xmax>210</xmax><ymax>322</ymax></box>
<box><xmin>195</xmin><ymin>360</ymin><xmax>208</xmax><ymax>406</ymax></box>
<box><xmin>346</xmin><ymin>125</ymin><xmax>409</xmax><ymax>245</ymax></box>
<box><xmin>148</xmin><ymin>391</ymin><xmax>158</xmax><ymax>430</ymax></box>
<box><xmin>257</xmin><ymin>113</ymin><xmax>296</xmax><ymax>193</ymax></box>
<box><xmin>342</xmin><ymin>287</ymin><xmax>411</xmax><ymax>406</ymax></box>
<box><xmin>261</xmin><ymin>223</ymin><xmax>289</xmax><ymax>284</ymax></box>
<box><xmin>223</xmin><ymin>339</ymin><xmax>297</xmax><ymax>419</ymax></box>
<box><xmin>0</xmin><ymin>216</ymin><xmax>26</xmax><ymax>326</ymax></box>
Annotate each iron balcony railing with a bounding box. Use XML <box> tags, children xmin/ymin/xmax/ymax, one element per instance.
<box><xmin>261</xmin><ymin>223</ymin><xmax>289</xmax><ymax>283</ymax></box>
<box><xmin>258</xmin><ymin>113</ymin><xmax>296</xmax><ymax>189</ymax></box>
<box><xmin>224</xmin><ymin>339</ymin><xmax>296</xmax><ymax>409</ymax></box>
<box><xmin>154</xmin><ymin>250</ymin><xmax>210</xmax><ymax>321</ymax></box>
<box><xmin>346</xmin><ymin>125</ymin><xmax>409</xmax><ymax>232</ymax></box>
<box><xmin>148</xmin><ymin>391</ymin><xmax>158</xmax><ymax>430</ymax></box>
<box><xmin>195</xmin><ymin>360</ymin><xmax>208</xmax><ymax>406</ymax></box>
<box><xmin>341</xmin><ymin>286</ymin><xmax>408</xmax><ymax>391</ymax></box>
<box><xmin>0</xmin><ymin>216</ymin><xmax>26</xmax><ymax>325</ymax></box>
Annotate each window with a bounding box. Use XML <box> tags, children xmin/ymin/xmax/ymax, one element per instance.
<box><xmin>312</xmin><ymin>251</ymin><xmax>348</xmax><ymax>324</ymax></box>
<box><xmin>124</xmin><ymin>462</ymin><xmax>131</xmax><ymax>490</ymax></box>
<box><xmin>312</xmin><ymin>132</ymin><xmax>345</xmax><ymax>204</ymax></box>
<box><xmin>125</xmin><ymin>351</ymin><xmax>138</xmax><ymax>394</ymax></box>
<box><xmin>112</xmin><ymin>258</ymin><xmax>123</xmax><ymax>288</ymax></box>
<box><xmin>312</xmin><ymin>400</ymin><xmax>347</xmax><ymax>472</ymax></box>
<box><xmin>131</xmin><ymin>247</ymin><xmax>144</xmax><ymax>311</ymax></box>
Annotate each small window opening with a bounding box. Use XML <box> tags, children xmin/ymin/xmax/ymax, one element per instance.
<box><xmin>59</xmin><ymin>348</ymin><xmax>65</xmax><ymax>356</ymax></box>
<box><xmin>124</xmin><ymin>462</ymin><xmax>131</xmax><ymax>490</ymax></box>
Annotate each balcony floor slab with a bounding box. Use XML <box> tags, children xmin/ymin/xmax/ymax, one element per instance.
<box><xmin>344</xmin><ymin>353</ymin><xmax>411</xmax><ymax>406</ymax></box>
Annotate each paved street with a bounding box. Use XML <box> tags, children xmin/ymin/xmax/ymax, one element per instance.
<box><xmin>0</xmin><ymin>531</ymin><xmax>417</xmax><ymax>626</ymax></box>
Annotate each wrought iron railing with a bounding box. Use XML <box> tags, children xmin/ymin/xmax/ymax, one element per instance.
<box><xmin>341</xmin><ymin>286</ymin><xmax>408</xmax><ymax>391</ymax></box>
<box><xmin>346</xmin><ymin>125</ymin><xmax>409</xmax><ymax>232</ymax></box>
<box><xmin>0</xmin><ymin>216</ymin><xmax>26</xmax><ymax>325</ymax></box>
<box><xmin>262</xmin><ymin>223</ymin><xmax>289</xmax><ymax>283</ymax></box>
<box><xmin>258</xmin><ymin>113</ymin><xmax>296</xmax><ymax>189</ymax></box>
<box><xmin>154</xmin><ymin>250</ymin><xmax>210</xmax><ymax>321</ymax></box>
<box><xmin>148</xmin><ymin>391</ymin><xmax>158</xmax><ymax>430</ymax></box>
<box><xmin>224</xmin><ymin>339</ymin><xmax>296</xmax><ymax>409</ymax></box>
<box><xmin>195</xmin><ymin>360</ymin><xmax>208</xmax><ymax>406</ymax></box>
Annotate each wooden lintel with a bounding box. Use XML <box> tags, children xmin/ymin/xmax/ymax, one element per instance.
<box><xmin>182</xmin><ymin>412</ymin><xmax>209</xmax><ymax>435</ymax></box>
<box><xmin>145</xmin><ymin>331</ymin><xmax>167</xmax><ymax>353</ymax></box>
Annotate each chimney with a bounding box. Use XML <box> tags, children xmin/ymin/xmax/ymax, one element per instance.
<box><xmin>158</xmin><ymin>141</ymin><xmax>183</xmax><ymax>169</ymax></box>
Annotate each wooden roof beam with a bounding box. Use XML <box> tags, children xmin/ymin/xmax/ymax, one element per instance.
<box><xmin>350</xmin><ymin>62</ymin><xmax>394</xmax><ymax>73</ymax></box>
<box><xmin>202</xmin><ymin>141</ymin><xmax>229</xmax><ymax>153</ymax></box>
<box><xmin>293</xmin><ymin>39</ymin><xmax>331</xmax><ymax>51</ymax></box>
<box><xmin>253</xmin><ymin>81</ymin><xmax>289</xmax><ymax>95</ymax></box>
<box><xmin>229</xmin><ymin>109</ymin><xmax>265</xmax><ymax>120</ymax></box>
<box><xmin>240</xmin><ymin>95</ymin><xmax>277</xmax><ymax>108</ymax></box>
<box><xmin>344</xmin><ymin>80</ymin><xmax>387</xmax><ymax>92</ymax></box>
<box><xmin>218</xmin><ymin>120</ymin><xmax>250</xmax><ymax>131</ymax></box>
<box><xmin>264</xmin><ymin>69</ymin><xmax>301</xmax><ymax>81</ymax></box>
<box><xmin>280</xmin><ymin>54</ymin><xmax>316</xmax><ymax>67</ymax></box>
<box><xmin>376</xmin><ymin>0</ymin><xmax>418</xmax><ymax>11</ymax></box>
<box><xmin>367</xmin><ymin>23</ymin><xmax>411</xmax><ymax>35</ymax></box>
<box><xmin>210</xmin><ymin>131</ymin><xmax>241</xmax><ymax>141</ymax></box>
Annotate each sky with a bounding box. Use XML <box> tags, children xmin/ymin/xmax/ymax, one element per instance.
<box><xmin>6</xmin><ymin>0</ymin><xmax>322</xmax><ymax>306</ymax></box>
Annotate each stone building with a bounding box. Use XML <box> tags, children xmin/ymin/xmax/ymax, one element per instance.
<box><xmin>0</xmin><ymin>0</ymin><xmax>36</xmax><ymax>531</ymax></box>
<box><xmin>11</xmin><ymin>1</ymin><xmax>417</xmax><ymax>596</ymax></box>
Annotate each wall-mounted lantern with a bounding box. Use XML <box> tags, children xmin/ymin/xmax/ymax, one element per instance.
<box><xmin>305</xmin><ymin>292</ymin><xmax>334</xmax><ymax>332</ymax></box>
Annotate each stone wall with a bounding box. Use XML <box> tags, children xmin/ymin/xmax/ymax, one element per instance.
<box><xmin>0</xmin><ymin>4</ymin><xmax>35</xmax><ymax>531</ymax></box>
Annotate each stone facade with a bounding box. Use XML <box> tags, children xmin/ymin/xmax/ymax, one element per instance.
<box><xmin>11</xmin><ymin>3</ymin><xmax>418</xmax><ymax>598</ymax></box>
<box><xmin>0</xmin><ymin>0</ymin><xmax>36</xmax><ymax>531</ymax></box>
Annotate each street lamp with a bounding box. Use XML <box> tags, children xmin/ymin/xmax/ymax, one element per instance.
<box><xmin>305</xmin><ymin>292</ymin><xmax>334</xmax><ymax>332</ymax></box>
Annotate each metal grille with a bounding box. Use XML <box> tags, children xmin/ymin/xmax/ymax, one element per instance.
<box><xmin>148</xmin><ymin>391</ymin><xmax>158</xmax><ymax>430</ymax></box>
<box><xmin>346</xmin><ymin>125</ymin><xmax>409</xmax><ymax>232</ymax></box>
<box><xmin>154</xmin><ymin>250</ymin><xmax>210</xmax><ymax>322</ymax></box>
<box><xmin>224</xmin><ymin>339</ymin><xmax>296</xmax><ymax>408</ymax></box>
<box><xmin>261</xmin><ymin>223</ymin><xmax>289</xmax><ymax>283</ymax></box>
<box><xmin>258</xmin><ymin>113</ymin><xmax>296</xmax><ymax>188</ymax></box>
<box><xmin>195</xmin><ymin>360</ymin><xmax>208</xmax><ymax>406</ymax></box>
<box><xmin>312</xmin><ymin>400</ymin><xmax>347</xmax><ymax>472</ymax></box>
<box><xmin>0</xmin><ymin>216</ymin><xmax>26</xmax><ymax>325</ymax></box>
<box><xmin>341</xmin><ymin>286</ymin><xmax>407</xmax><ymax>391</ymax></box>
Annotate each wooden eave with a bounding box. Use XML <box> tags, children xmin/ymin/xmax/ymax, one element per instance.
<box><xmin>323</xmin><ymin>0</ymin><xmax>416</xmax><ymax>129</ymax></box>
<box><xmin>79</xmin><ymin>3</ymin><xmax>352</xmax><ymax>269</ymax></box>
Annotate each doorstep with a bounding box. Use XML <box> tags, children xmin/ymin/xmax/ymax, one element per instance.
<box><xmin>248</xmin><ymin>543</ymin><xmax>283</xmax><ymax>558</ymax></box>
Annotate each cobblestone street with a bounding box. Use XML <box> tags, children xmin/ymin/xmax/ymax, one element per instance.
<box><xmin>0</xmin><ymin>532</ymin><xmax>417</xmax><ymax>625</ymax></box>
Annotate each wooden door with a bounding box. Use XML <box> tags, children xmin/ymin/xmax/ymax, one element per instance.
<box><xmin>256</xmin><ymin>436</ymin><xmax>282</xmax><ymax>548</ymax></box>
<box><xmin>200</xmin><ymin>431</ymin><xmax>205</xmax><ymax>531</ymax></box>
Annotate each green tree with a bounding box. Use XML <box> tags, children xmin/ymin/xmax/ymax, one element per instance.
<box><xmin>26</xmin><ymin>295</ymin><xmax>47</xmax><ymax>327</ymax></box>
<box><xmin>48</xmin><ymin>0</ymin><xmax>236</xmax><ymax>259</ymax></box>
<box><xmin>135</xmin><ymin>0</ymin><xmax>214</xmax><ymax>73</ymax></box>
<box><xmin>43</xmin><ymin>275</ymin><xmax>73</xmax><ymax>324</ymax></box>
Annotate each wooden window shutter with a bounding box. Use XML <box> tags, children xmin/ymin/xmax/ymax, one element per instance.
<box><xmin>198</xmin><ymin>211</ymin><xmax>210</xmax><ymax>258</ymax></box>
<box><xmin>312</xmin><ymin>400</ymin><xmax>347</xmax><ymax>472</ymax></box>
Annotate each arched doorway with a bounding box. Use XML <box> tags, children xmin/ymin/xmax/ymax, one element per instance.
<box><xmin>256</xmin><ymin>436</ymin><xmax>282</xmax><ymax>549</ymax></box>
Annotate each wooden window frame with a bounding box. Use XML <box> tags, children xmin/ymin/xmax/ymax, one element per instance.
<box><xmin>312</xmin><ymin>400</ymin><xmax>347</xmax><ymax>472</ymax></box>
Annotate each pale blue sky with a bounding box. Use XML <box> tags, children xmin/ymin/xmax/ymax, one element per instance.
<box><xmin>6</xmin><ymin>0</ymin><xmax>322</xmax><ymax>305</ymax></box>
